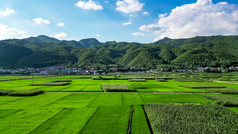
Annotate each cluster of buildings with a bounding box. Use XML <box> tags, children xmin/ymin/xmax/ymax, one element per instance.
<box><xmin>0</xmin><ymin>65</ymin><xmax>237</xmax><ymax>75</ymax></box>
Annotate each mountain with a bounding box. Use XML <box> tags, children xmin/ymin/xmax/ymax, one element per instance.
<box><xmin>79</xmin><ymin>38</ymin><xmax>101</xmax><ymax>48</ymax></box>
<box><xmin>23</xmin><ymin>35</ymin><xmax>59</xmax><ymax>42</ymax></box>
<box><xmin>154</xmin><ymin>35</ymin><xmax>238</xmax><ymax>47</ymax></box>
<box><xmin>0</xmin><ymin>35</ymin><xmax>238</xmax><ymax>68</ymax></box>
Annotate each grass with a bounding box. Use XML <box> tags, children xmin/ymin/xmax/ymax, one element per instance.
<box><xmin>203</xmin><ymin>95</ymin><xmax>238</xmax><ymax>106</ymax></box>
<box><xmin>0</xmin><ymin>93</ymin><xmax>72</xmax><ymax>109</ymax></box>
<box><xmin>0</xmin><ymin>109</ymin><xmax>62</xmax><ymax>134</ymax></box>
<box><xmin>0</xmin><ymin>73</ymin><xmax>238</xmax><ymax>133</ymax></box>
<box><xmin>87</xmin><ymin>93</ymin><xmax>122</xmax><ymax>107</ymax></box>
<box><xmin>145</xmin><ymin>104</ymin><xmax>238</xmax><ymax>134</ymax></box>
<box><xmin>227</xmin><ymin>107</ymin><xmax>238</xmax><ymax>113</ymax></box>
<box><xmin>43</xmin><ymin>93</ymin><xmax>99</xmax><ymax>109</ymax></box>
<box><xmin>122</xmin><ymin>93</ymin><xmax>144</xmax><ymax>106</ymax></box>
<box><xmin>140</xmin><ymin>93</ymin><xmax>212</xmax><ymax>104</ymax></box>
<box><xmin>80</xmin><ymin>106</ymin><xmax>131</xmax><ymax>134</ymax></box>
<box><xmin>131</xmin><ymin>106</ymin><xmax>151</xmax><ymax>134</ymax></box>
<box><xmin>31</xmin><ymin>108</ymin><xmax>96</xmax><ymax>134</ymax></box>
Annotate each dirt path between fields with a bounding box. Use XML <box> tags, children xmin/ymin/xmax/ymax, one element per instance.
<box><xmin>212</xmin><ymin>80</ymin><xmax>238</xmax><ymax>85</ymax></box>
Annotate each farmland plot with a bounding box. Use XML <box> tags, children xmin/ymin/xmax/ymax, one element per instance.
<box><xmin>80</xmin><ymin>106</ymin><xmax>131</xmax><ymax>134</ymax></box>
<box><xmin>43</xmin><ymin>93</ymin><xmax>99</xmax><ymax>108</ymax></box>
<box><xmin>0</xmin><ymin>109</ymin><xmax>62</xmax><ymax>134</ymax></box>
<box><xmin>31</xmin><ymin>108</ymin><xmax>96</xmax><ymax>134</ymax></box>
<box><xmin>0</xmin><ymin>93</ymin><xmax>72</xmax><ymax>109</ymax></box>
<box><xmin>140</xmin><ymin>93</ymin><xmax>212</xmax><ymax>104</ymax></box>
<box><xmin>87</xmin><ymin>93</ymin><xmax>122</xmax><ymax>107</ymax></box>
<box><xmin>145</xmin><ymin>104</ymin><xmax>238</xmax><ymax>134</ymax></box>
<box><xmin>131</xmin><ymin>106</ymin><xmax>151</xmax><ymax>134</ymax></box>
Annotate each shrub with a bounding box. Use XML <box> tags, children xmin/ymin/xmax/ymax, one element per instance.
<box><xmin>128</xmin><ymin>79</ymin><xmax>147</xmax><ymax>82</ymax></box>
<box><xmin>206</xmin><ymin>88</ymin><xmax>238</xmax><ymax>94</ymax></box>
<box><xmin>157</xmin><ymin>79</ymin><xmax>168</xmax><ymax>82</ymax></box>
<box><xmin>179</xmin><ymin>85</ymin><xmax>226</xmax><ymax>89</ymax></box>
<box><xmin>53</xmin><ymin>80</ymin><xmax>72</xmax><ymax>82</ymax></box>
<box><xmin>101</xmin><ymin>84</ymin><xmax>136</xmax><ymax>92</ymax></box>
<box><xmin>30</xmin><ymin>82</ymin><xmax>70</xmax><ymax>86</ymax></box>
<box><xmin>203</xmin><ymin>95</ymin><xmax>238</xmax><ymax>106</ymax></box>
<box><xmin>78</xmin><ymin>77</ymin><xmax>92</xmax><ymax>79</ymax></box>
<box><xmin>0</xmin><ymin>89</ymin><xmax>13</xmax><ymax>96</ymax></box>
<box><xmin>8</xmin><ymin>89</ymin><xmax>43</xmax><ymax>96</ymax></box>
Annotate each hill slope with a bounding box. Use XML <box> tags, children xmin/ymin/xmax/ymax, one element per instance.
<box><xmin>0</xmin><ymin>35</ymin><xmax>238</xmax><ymax>68</ymax></box>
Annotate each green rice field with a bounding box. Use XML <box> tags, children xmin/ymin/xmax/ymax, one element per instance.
<box><xmin>0</xmin><ymin>72</ymin><xmax>238</xmax><ymax>133</ymax></box>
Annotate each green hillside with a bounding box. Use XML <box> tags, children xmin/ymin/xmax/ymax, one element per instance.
<box><xmin>0</xmin><ymin>35</ymin><xmax>238</xmax><ymax>68</ymax></box>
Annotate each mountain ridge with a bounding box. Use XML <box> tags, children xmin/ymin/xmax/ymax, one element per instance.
<box><xmin>0</xmin><ymin>35</ymin><xmax>238</xmax><ymax>68</ymax></box>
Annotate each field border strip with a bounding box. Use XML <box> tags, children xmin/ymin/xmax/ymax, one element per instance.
<box><xmin>86</xmin><ymin>93</ymin><xmax>101</xmax><ymax>107</ymax></box>
<box><xmin>127</xmin><ymin>105</ymin><xmax>134</xmax><ymax>134</ymax></box>
<box><xmin>28</xmin><ymin>108</ymin><xmax>66</xmax><ymax>134</ymax></box>
<box><xmin>79</xmin><ymin>85</ymin><xmax>89</xmax><ymax>91</ymax></box>
<box><xmin>39</xmin><ymin>93</ymin><xmax>73</xmax><ymax>108</ymax></box>
<box><xmin>0</xmin><ymin>98</ymin><xmax>23</xmax><ymax>105</ymax></box>
<box><xmin>142</xmin><ymin>105</ymin><xmax>154</xmax><ymax>134</ymax></box>
<box><xmin>0</xmin><ymin>109</ymin><xmax>21</xmax><ymax>119</ymax></box>
<box><xmin>78</xmin><ymin>107</ymin><xmax>99</xmax><ymax>134</ymax></box>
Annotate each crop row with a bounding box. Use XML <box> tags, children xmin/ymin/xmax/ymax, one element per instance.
<box><xmin>145</xmin><ymin>104</ymin><xmax>238</xmax><ymax>134</ymax></box>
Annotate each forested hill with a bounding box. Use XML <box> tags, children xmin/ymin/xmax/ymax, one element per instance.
<box><xmin>0</xmin><ymin>35</ymin><xmax>238</xmax><ymax>68</ymax></box>
<box><xmin>154</xmin><ymin>36</ymin><xmax>238</xmax><ymax>47</ymax></box>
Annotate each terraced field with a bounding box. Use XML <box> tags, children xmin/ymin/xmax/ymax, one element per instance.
<box><xmin>0</xmin><ymin>73</ymin><xmax>238</xmax><ymax>133</ymax></box>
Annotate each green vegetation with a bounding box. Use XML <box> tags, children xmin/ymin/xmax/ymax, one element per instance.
<box><xmin>0</xmin><ymin>74</ymin><xmax>238</xmax><ymax>133</ymax></box>
<box><xmin>131</xmin><ymin>106</ymin><xmax>151</xmax><ymax>134</ymax></box>
<box><xmin>31</xmin><ymin>108</ymin><xmax>96</xmax><ymax>134</ymax></box>
<box><xmin>128</xmin><ymin>79</ymin><xmax>147</xmax><ymax>82</ymax></box>
<box><xmin>0</xmin><ymin>89</ymin><xmax>13</xmax><ymax>95</ymax></box>
<box><xmin>0</xmin><ymin>109</ymin><xmax>63</xmax><ymax>134</ymax></box>
<box><xmin>1</xmin><ymin>35</ymin><xmax>238</xmax><ymax>68</ymax></box>
<box><xmin>0</xmin><ymin>89</ymin><xmax>43</xmax><ymax>96</ymax></box>
<box><xmin>31</xmin><ymin>82</ymin><xmax>71</xmax><ymax>86</ymax></box>
<box><xmin>80</xmin><ymin>106</ymin><xmax>130</xmax><ymax>134</ymax></box>
<box><xmin>145</xmin><ymin>104</ymin><xmax>238</xmax><ymax>134</ymax></box>
<box><xmin>8</xmin><ymin>89</ymin><xmax>43</xmax><ymax>96</ymax></box>
<box><xmin>101</xmin><ymin>84</ymin><xmax>135</xmax><ymax>92</ymax></box>
<box><xmin>203</xmin><ymin>95</ymin><xmax>238</xmax><ymax>106</ymax></box>
<box><xmin>180</xmin><ymin>85</ymin><xmax>226</xmax><ymax>89</ymax></box>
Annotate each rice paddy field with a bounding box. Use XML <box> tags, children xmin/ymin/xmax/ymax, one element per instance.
<box><xmin>0</xmin><ymin>72</ymin><xmax>238</xmax><ymax>133</ymax></box>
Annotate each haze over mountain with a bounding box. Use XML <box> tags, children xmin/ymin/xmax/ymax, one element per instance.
<box><xmin>0</xmin><ymin>35</ymin><xmax>238</xmax><ymax>69</ymax></box>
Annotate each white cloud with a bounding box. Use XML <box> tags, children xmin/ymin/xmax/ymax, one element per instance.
<box><xmin>132</xmin><ymin>32</ymin><xmax>144</xmax><ymax>36</ymax></box>
<box><xmin>139</xmin><ymin>24</ymin><xmax>160</xmax><ymax>32</ymax></box>
<box><xmin>139</xmin><ymin>0</ymin><xmax>238</xmax><ymax>42</ymax></box>
<box><xmin>0</xmin><ymin>8</ymin><xmax>15</xmax><ymax>16</ymax></box>
<box><xmin>142</xmin><ymin>11</ymin><xmax>149</xmax><ymax>15</ymax></box>
<box><xmin>96</xmin><ymin>34</ymin><xmax>100</xmax><ymax>38</ymax></box>
<box><xmin>57</xmin><ymin>22</ymin><xmax>64</xmax><ymax>27</ymax></box>
<box><xmin>33</xmin><ymin>18</ymin><xmax>50</xmax><ymax>25</ymax></box>
<box><xmin>0</xmin><ymin>23</ymin><xmax>28</xmax><ymax>40</ymax></box>
<box><xmin>116</xmin><ymin>0</ymin><xmax>144</xmax><ymax>13</ymax></box>
<box><xmin>75</xmin><ymin>0</ymin><xmax>103</xmax><ymax>10</ymax></box>
<box><xmin>53</xmin><ymin>32</ymin><xmax>68</xmax><ymax>39</ymax></box>
<box><xmin>159</xmin><ymin>13</ymin><xmax>167</xmax><ymax>18</ymax></box>
<box><xmin>123</xmin><ymin>21</ymin><xmax>132</xmax><ymax>26</ymax></box>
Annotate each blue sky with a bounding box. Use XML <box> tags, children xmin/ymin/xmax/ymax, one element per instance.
<box><xmin>0</xmin><ymin>0</ymin><xmax>238</xmax><ymax>43</ymax></box>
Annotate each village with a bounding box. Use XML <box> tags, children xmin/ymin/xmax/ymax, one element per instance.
<box><xmin>0</xmin><ymin>65</ymin><xmax>237</xmax><ymax>75</ymax></box>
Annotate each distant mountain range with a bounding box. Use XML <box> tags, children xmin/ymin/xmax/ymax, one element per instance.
<box><xmin>0</xmin><ymin>35</ymin><xmax>238</xmax><ymax>68</ymax></box>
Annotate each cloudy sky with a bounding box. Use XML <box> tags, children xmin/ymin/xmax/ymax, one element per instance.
<box><xmin>0</xmin><ymin>0</ymin><xmax>238</xmax><ymax>43</ymax></box>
